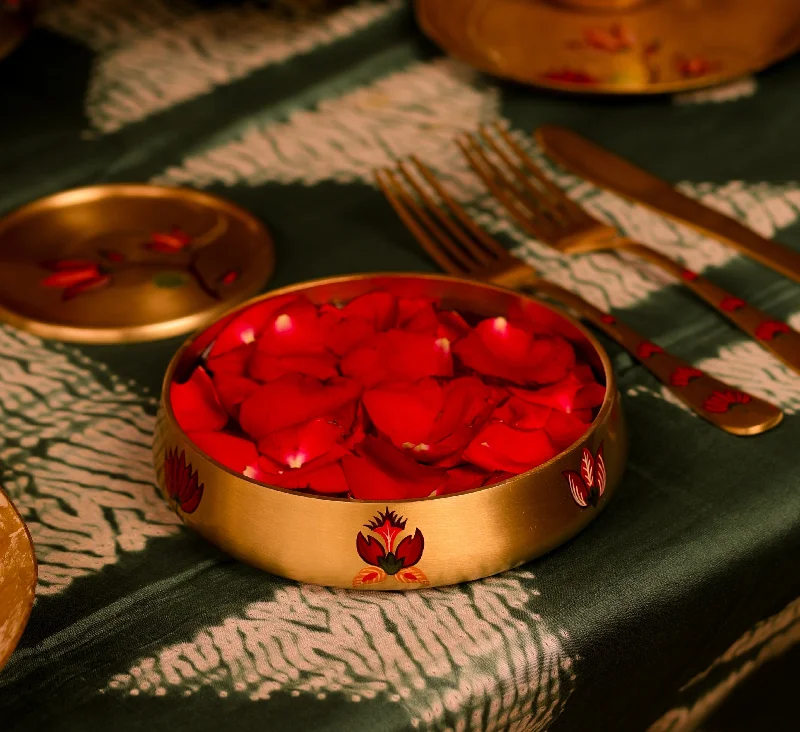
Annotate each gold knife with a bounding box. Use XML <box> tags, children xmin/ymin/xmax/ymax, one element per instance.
<box><xmin>536</xmin><ymin>125</ymin><xmax>800</xmax><ymax>284</ymax></box>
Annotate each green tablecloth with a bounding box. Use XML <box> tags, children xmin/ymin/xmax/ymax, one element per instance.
<box><xmin>1</xmin><ymin>2</ymin><xmax>799</xmax><ymax>730</ymax></box>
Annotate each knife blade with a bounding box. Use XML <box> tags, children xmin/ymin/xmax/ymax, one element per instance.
<box><xmin>536</xmin><ymin>125</ymin><xmax>800</xmax><ymax>284</ymax></box>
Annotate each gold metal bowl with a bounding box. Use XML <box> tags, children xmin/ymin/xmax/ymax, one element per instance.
<box><xmin>153</xmin><ymin>274</ymin><xmax>627</xmax><ymax>589</ymax></box>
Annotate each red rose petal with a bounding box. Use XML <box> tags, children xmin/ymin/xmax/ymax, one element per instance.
<box><xmin>188</xmin><ymin>431</ymin><xmax>259</xmax><ymax>473</ymax></box>
<box><xmin>436</xmin><ymin>466</ymin><xmax>490</xmax><ymax>496</ymax></box>
<box><xmin>207</xmin><ymin>343</ymin><xmax>254</xmax><ymax>377</ymax></box>
<box><xmin>320</xmin><ymin>312</ymin><xmax>376</xmax><ymax>356</ymax></box>
<box><xmin>463</xmin><ymin>423</ymin><xmax>559</xmax><ymax>473</ymax></box>
<box><xmin>455</xmin><ymin>318</ymin><xmax>575</xmax><ymax>385</ymax></box>
<box><xmin>246</xmin><ymin>456</ymin><xmax>349</xmax><ymax>494</ymax></box>
<box><xmin>492</xmin><ymin>397</ymin><xmax>551</xmax><ymax>430</ymax></box>
<box><xmin>257</xmin><ymin>418</ymin><xmax>347</xmax><ymax>469</ymax></box>
<box><xmin>255</xmin><ymin>296</ymin><xmax>327</xmax><ymax>357</ymax></box>
<box><xmin>544</xmin><ymin>410</ymin><xmax>590</xmax><ymax>450</ymax></box>
<box><xmin>483</xmin><ymin>471</ymin><xmax>515</xmax><ymax>486</ymax></box>
<box><xmin>249</xmin><ymin>352</ymin><xmax>339</xmax><ymax>382</ymax></box>
<box><xmin>341</xmin><ymin>329</ymin><xmax>453</xmax><ymax>387</ymax></box>
<box><xmin>212</xmin><ymin>373</ymin><xmax>260</xmax><ymax>417</ymax></box>
<box><xmin>341</xmin><ymin>291</ymin><xmax>397</xmax><ymax>331</ymax></box>
<box><xmin>436</xmin><ymin>310</ymin><xmax>472</xmax><ymax>342</ymax></box>
<box><xmin>209</xmin><ymin>294</ymin><xmax>300</xmax><ymax>357</ymax></box>
<box><xmin>341</xmin><ymin>437</ymin><xmax>446</xmax><ymax>500</ymax></box>
<box><xmin>422</xmin><ymin>377</ymin><xmax>496</xmax><ymax>465</ymax></box>
<box><xmin>511</xmin><ymin>374</ymin><xmax>605</xmax><ymax>414</ymax></box>
<box><xmin>170</xmin><ymin>367</ymin><xmax>228</xmax><ymax>433</ymax></box>
<box><xmin>362</xmin><ymin>378</ymin><xmax>444</xmax><ymax>447</ymax></box>
<box><xmin>239</xmin><ymin>374</ymin><xmax>361</xmax><ymax>439</ymax></box>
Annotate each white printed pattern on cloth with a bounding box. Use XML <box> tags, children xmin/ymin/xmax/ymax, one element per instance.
<box><xmin>105</xmin><ymin>571</ymin><xmax>576</xmax><ymax>732</ymax></box>
<box><xmin>39</xmin><ymin>0</ymin><xmax>402</xmax><ymax>133</ymax></box>
<box><xmin>0</xmin><ymin>326</ymin><xmax>178</xmax><ymax>596</ymax></box>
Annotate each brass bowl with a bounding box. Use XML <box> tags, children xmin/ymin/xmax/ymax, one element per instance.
<box><xmin>153</xmin><ymin>274</ymin><xmax>627</xmax><ymax>589</ymax></box>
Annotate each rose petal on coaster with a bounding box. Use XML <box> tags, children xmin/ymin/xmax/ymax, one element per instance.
<box><xmin>257</xmin><ymin>418</ymin><xmax>348</xmax><ymax>469</ymax></box>
<box><xmin>342</xmin><ymin>437</ymin><xmax>446</xmax><ymax>500</ymax></box>
<box><xmin>463</xmin><ymin>422</ymin><xmax>559</xmax><ymax>473</ymax></box>
<box><xmin>209</xmin><ymin>294</ymin><xmax>300</xmax><ymax>357</ymax></box>
<box><xmin>249</xmin><ymin>352</ymin><xmax>339</xmax><ymax>382</ymax></box>
<box><xmin>239</xmin><ymin>374</ymin><xmax>361</xmax><ymax>439</ymax></box>
<box><xmin>170</xmin><ymin>367</ymin><xmax>228</xmax><ymax>433</ymax></box>
<box><xmin>188</xmin><ymin>431</ymin><xmax>260</xmax><ymax>473</ymax></box>
<box><xmin>363</xmin><ymin>378</ymin><xmax>444</xmax><ymax>447</ymax></box>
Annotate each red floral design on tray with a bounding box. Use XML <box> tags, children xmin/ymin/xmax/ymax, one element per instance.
<box><xmin>38</xmin><ymin>218</ymin><xmax>237</xmax><ymax>302</ymax></box>
<box><xmin>170</xmin><ymin>290</ymin><xmax>608</xmax><ymax>501</ymax></box>
<box><xmin>703</xmin><ymin>390</ymin><xmax>752</xmax><ymax>414</ymax></box>
<box><xmin>583</xmin><ymin>25</ymin><xmax>635</xmax><ymax>54</ymax></box>
<box><xmin>561</xmin><ymin>24</ymin><xmax>662</xmax><ymax>86</ymax></box>
<box><xmin>636</xmin><ymin>341</ymin><xmax>664</xmax><ymax>360</ymax></box>
<box><xmin>542</xmin><ymin>69</ymin><xmax>600</xmax><ymax>85</ymax></box>
<box><xmin>563</xmin><ymin>442</ymin><xmax>606</xmax><ymax>508</ymax></box>
<box><xmin>755</xmin><ymin>320</ymin><xmax>790</xmax><ymax>341</ymax></box>
<box><xmin>677</xmin><ymin>56</ymin><xmax>718</xmax><ymax>79</ymax></box>
<box><xmin>40</xmin><ymin>259</ymin><xmax>112</xmax><ymax>301</ymax></box>
<box><xmin>353</xmin><ymin>509</ymin><xmax>428</xmax><ymax>587</ymax></box>
<box><xmin>164</xmin><ymin>447</ymin><xmax>204</xmax><ymax>514</ymax></box>
<box><xmin>720</xmin><ymin>296</ymin><xmax>746</xmax><ymax>312</ymax></box>
<box><xmin>680</xmin><ymin>268</ymin><xmax>699</xmax><ymax>282</ymax></box>
<box><xmin>600</xmin><ymin>314</ymin><xmax>616</xmax><ymax>325</ymax></box>
<box><xmin>670</xmin><ymin>366</ymin><xmax>704</xmax><ymax>387</ymax></box>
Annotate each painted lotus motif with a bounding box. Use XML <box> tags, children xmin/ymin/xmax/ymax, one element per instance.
<box><xmin>164</xmin><ymin>447</ymin><xmax>204</xmax><ymax>514</ymax></box>
<box><xmin>563</xmin><ymin>443</ymin><xmax>606</xmax><ymax>508</ymax></box>
<box><xmin>353</xmin><ymin>509</ymin><xmax>428</xmax><ymax>587</ymax></box>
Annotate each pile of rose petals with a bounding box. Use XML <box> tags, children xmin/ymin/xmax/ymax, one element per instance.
<box><xmin>170</xmin><ymin>290</ymin><xmax>605</xmax><ymax>500</ymax></box>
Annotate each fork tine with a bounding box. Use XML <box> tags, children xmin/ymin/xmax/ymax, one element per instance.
<box><xmin>478</xmin><ymin>125</ymin><xmax>570</xmax><ymax>225</ymax></box>
<box><xmin>406</xmin><ymin>156</ymin><xmax>509</xmax><ymax>263</ymax></box>
<box><xmin>458</xmin><ymin>134</ymin><xmax>556</xmax><ymax>243</ymax></box>
<box><xmin>491</xmin><ymin>123</ymin><xmax>592</xmax><ymax>224</ymax></box>
<box><xmin>374</xmin><ymin>169</ymin><xmax>466</xmax><ymax>276</ymax></box>
<box><xmin>394</xmin><ymin>161</ymin><xmax>493</xmax><ymax>267</ymax></box>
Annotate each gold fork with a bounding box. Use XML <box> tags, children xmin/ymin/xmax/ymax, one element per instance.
<box><xmin>375</xmin><ymin>158</ymin><xmax>783</xmax><ymax>436</ymax></box>
<box><xmin>458</xmin><ymin>123</ymin><xmax>800</xmax><ymax>377</ymax></box>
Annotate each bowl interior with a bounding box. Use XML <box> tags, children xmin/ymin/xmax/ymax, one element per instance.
<box><xmin>163</xmin><ymin>273</ymin><xmax>615</xmax><ymax>502</ymax></box>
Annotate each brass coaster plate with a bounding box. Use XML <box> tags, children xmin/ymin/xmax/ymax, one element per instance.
<box><xmin>0</xmin><ymin>485</ymin><xmax>36</xmax><ymax>672</ymax></box>
<box><xmin>0</xmin><ymin>185</ymin><xmax>275</xmax><ymax>343</ymax></box>
<box><xmin>416</xmin><ymin>0</ymin><xmax>800</xmax><ymax>94</ymax></box>
<box><xmin>0</xmin><ymin>0</ymin><xmax>36</xmax><ymax>62</ymax></box>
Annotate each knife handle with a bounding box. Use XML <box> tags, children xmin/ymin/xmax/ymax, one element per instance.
<box><xmin>530</xmin><ymin>280</ymin><xmax>783</xmax><ymax>436</ymax></box>
<box><xmin>618</xmin><ymin>240</ymin><xmax>800</xmax><ymax>376</ymax></box>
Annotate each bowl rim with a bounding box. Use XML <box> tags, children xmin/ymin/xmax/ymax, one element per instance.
<box><xmin>159</xmin><ymin>272</ymin><xmax>618</xmax><ymax>504</ymax></box>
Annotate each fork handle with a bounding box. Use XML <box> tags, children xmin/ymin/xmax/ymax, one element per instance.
<box><xmin>618</xmin><ymin>240</ymin><xmax>800</xmax><ymax>376</ymax></box>
<box><xmin>528</xmin><ymin>280</ymin><xmax>783</xmax><ymax>436</ymax></box>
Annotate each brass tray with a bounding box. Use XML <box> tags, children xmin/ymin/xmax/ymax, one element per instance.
<box><xmin>0</xmin><ymin>185</ymin><xmax>275</xmax><ymax>344</ymax></box>
<box><xmin>0</xmin><ymin>485</ymin><xmax>36</xmax><ymax>672</ymax></box>
<box><xmin>416</xmin><ymin>0</ymin><xmax>800</xmax><ymax>94</ymax></box>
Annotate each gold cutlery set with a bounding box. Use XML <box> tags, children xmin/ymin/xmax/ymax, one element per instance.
<box><xmin>376</xmin><ymin>124</ymin><xmax>799</xmax><ymax>436</ymax></box>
